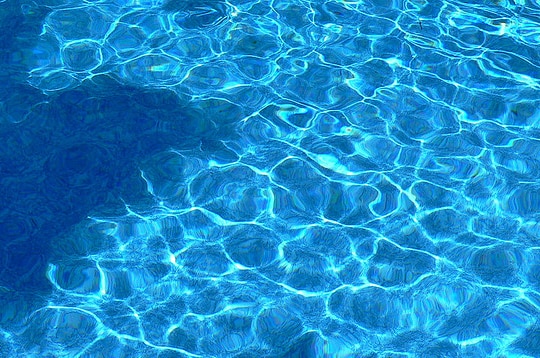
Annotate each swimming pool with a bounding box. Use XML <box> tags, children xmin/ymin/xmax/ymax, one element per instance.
<box><xmin>1</xmin><ymin>0</ymin><xmax>540</xmax><ymax>356</ymax></box>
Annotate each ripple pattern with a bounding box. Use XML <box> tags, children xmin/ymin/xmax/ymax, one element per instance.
<box><xmin>1</xmin><ymin>0</ymin><xmax>540</xmax><ymax>357</ymax></box>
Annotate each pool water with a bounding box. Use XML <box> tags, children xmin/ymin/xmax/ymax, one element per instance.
<box><xmin>1</xmin><ymin>0</ymin><xmax>540</xmax><ymax>356</ymax></box>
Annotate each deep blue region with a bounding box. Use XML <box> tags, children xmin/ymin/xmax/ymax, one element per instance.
<box><xmin>0</xmin><ymin>0</ymin><xmax>48</xmax><ymax>293</ymax></box>
<box><xmin>0</xmin><ymin>2</ymin><xmax>237</xmax><ymax>304</ymax></box>
<box><xmin>0</xmin><ymin>78</ymin><xmax>202</xmax><ymax>292</ymax></box>
<box><xmin>0</xmin><ymin>0</ymin><xmax>221</xmax><ymax>299</ymax></box>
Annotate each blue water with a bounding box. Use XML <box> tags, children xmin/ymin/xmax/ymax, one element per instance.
<box><xmin>1</xmin><ymin>0</ymin><xmax>540</xmax><ymax>356</ymax></box>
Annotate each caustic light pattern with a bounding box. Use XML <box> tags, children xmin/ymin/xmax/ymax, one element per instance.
<box><xmin>1</xmin><ymin>0</ymin><xmax>540</xmax><ymax>357</ymax></box>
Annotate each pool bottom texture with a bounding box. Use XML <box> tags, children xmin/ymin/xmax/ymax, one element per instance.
<box><xmin>1</xmin><ymin>0</ymin><xmax>540</xmax><ymax>357</ymax></box>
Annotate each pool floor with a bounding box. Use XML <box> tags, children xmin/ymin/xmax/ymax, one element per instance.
<box><xmin>1</xmin><ymin>0</ymin><xmax>540</xmax><ymax>356</ymax></box>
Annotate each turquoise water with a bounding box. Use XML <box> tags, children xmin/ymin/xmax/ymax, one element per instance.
<box><xmin>1</xmin><ymin>0</ymin><xmax>540</xmax><ymax>356</ymax></box>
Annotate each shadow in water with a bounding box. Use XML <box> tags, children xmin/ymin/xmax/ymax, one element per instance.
<box><xmin>0</xmin><ymin>77</ymin><xmax>201</xmax><ymax>301</ymax></box>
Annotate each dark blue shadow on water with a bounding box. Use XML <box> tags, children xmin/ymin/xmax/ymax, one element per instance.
<box><xmin>0</xmin><ymin>76</ymin><xmax>201</xmax><ymax>305</ymax></box>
